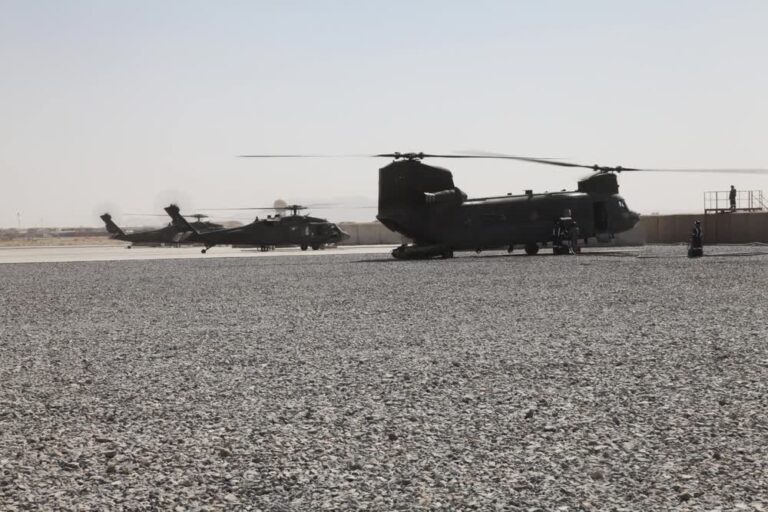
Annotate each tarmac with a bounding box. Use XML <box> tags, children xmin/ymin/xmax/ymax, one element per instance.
<box><xmin>0</xmin><ymin>244</ymin><xmax>396</xmax><ymax>264</ymax></box>
<box><xmin>2</xmin><ymin>243</ymin><xmax>766</xmax><ymax>265</ymax></box>
<box><xmin>2</xmin><ymin>244</ymin><xmax>768</xmax><ymax>509</ymax></box>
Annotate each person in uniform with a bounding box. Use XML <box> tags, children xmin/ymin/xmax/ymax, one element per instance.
<box><xmin>553</xmin><ymin>209</ymin><xmax>580</xmax><ymax>254</ymax></box>
<box><xmin>729</xmin><ymin>185</ymin><xmax>737</xmax><ymax>212</ymax></box>
<box><xmin>691</xmin><ymin>220</ymin><xmax>703</xmax><ymax>247</ymax></box>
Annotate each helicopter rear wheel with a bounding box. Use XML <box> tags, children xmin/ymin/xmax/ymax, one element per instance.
<box><xmin>524</xmin><ymin>243</ymin><xmax>539</xmax><ymax>255</ymax></box>
<box><xmin>311</xmin><ymin>243</ymin><xmax>321</xmax><ymax>250</ymax></box>
<box><xmin>300</xmin><ymin>244</ymin><xmax>308</xmax><ymax>251</ymax></box>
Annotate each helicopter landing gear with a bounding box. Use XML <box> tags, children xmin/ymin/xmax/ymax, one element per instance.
<box><xmin>311</xmin><ymin>243</ymin><xmax>321</xmax><ymax>250</ymax></box>
<box><xmin>507</xmin><ymin>245</ymin><xmax>514</xmax><ymax>254</ymax></box>
<box><xmin>392</xmin><ymin>244</ymin><xmax>451</xmax><ymax>260</ymax></box>
<box><xmin>300</xmin><ymin>244</ymin><xmax>308</xmax><ymax>251</ymax></box>
<box><xmin>524</xmin><ymin>243</ymin><xmax>539</xmax><ymax>255</ymax></box>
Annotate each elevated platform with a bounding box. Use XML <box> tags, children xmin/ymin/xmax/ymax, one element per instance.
<box><xmin>704</xmin><ymin>190</ymin><xmax>766</xmax><ymax>215</ymax></box>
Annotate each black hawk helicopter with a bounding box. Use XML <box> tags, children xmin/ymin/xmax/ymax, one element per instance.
<box><xmin>164</xmin><ymin>203</ymin><xmax>349</xmax><ymax>253</ymax></box>
<box><xmin>100</xmin><ymin>212</ymin><xmax>223</xmax><ymax>248</ymax></box>
<box><xmin>242</xmin><ymin>152</ymin><xmax>768</xmax><ymax>259</ymax></box>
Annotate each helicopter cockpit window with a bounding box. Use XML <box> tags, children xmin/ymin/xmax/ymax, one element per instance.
<box><xmin>617</xmin><ymin>199</ymin><xmax>628</xmax><ymax>210</ymax></box>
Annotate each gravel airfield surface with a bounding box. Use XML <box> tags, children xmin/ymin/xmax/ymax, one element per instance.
<box><xmin>1</xmin><ymin>246</ymin><xmax>767</xmax><ymax>511</ymax></box>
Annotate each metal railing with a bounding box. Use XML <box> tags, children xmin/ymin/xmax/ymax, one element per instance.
<box><xmin>704</xmin><ymin>190</ymin><xmax>765</xmax><ymax>214</ymax></box>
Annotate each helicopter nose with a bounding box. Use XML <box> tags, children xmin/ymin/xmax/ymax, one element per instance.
<box><xmin>339</xmin><ymin>229</ymin><xmax>351</xmax><ymax>241</ymax></box>
<box><xmin>628</xmin><ymin>210</ymin><xmax>640</xmax><ymax>227</ymax></box>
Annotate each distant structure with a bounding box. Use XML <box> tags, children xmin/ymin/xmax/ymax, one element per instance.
<box><xmin>704</xmin><ymin>189</ymin><xmax>766</xmax><ymax>215</ymax></box>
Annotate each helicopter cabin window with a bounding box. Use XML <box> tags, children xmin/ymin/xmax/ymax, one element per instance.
<box><xmin>617</xmin><ymin>199</ymin><xmax>628</xmax><ymax>210</ymax></box>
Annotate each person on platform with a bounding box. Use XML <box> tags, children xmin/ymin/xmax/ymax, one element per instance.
<box><xmin>729</xmin><ymin>185</ymin><xmax>737</xmax><ymax>212</ymax></box>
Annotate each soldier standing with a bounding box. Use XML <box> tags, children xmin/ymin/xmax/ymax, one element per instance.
<box><xmin>729</xmin><ymin>185</ymin><xmax>737</xmax><ymax>212</ymax></box>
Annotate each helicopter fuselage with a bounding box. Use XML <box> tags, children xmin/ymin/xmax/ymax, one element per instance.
<box><xmin>192</xmin><ymin>215</ymin><xmax>347</xmax><ymax>249</ymax></box>
<box><xmin>376</xmin><ymin>159</ymin><xmax>640</xmax><ymax>257</ymax></box>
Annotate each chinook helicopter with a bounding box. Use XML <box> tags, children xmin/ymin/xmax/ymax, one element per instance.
<box><xmin>164</xmin><ymin>203</ymin><xmax>349</xmax><ymax>253</ymax></box>
<box><xmin>100</xmin><ymin>212</ymin><xmax>223</xmax><ymax>248</ymax></box>
<box><xmin>242</xmin><ymin>152</ymin><xmax>768</xmax><ymax>259</ymax></box>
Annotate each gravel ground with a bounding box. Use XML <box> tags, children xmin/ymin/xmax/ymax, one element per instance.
<box><xmin>1</xmin><ymin>246</ymin><xmax>767</xmax><ymax>511</ymax></box>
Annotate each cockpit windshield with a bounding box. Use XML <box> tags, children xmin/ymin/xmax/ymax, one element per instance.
<box><xmin>617</xmin><ymin>199</ymin><xmax>628</xmax><ymax>210</ymax></box>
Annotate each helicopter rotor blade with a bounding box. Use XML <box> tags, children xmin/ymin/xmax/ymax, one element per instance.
<box><xmin>238</xmin><ymin>154</ymin><xmax>373</xmax><ymax>158</ymax></box>
<box><xmin>198</xmin><ymin>203</ymin><xmax>349</xmax><ymax>211</ymax></box>
<box><xmin>239</xmin><ymin>151</ymin><xmax>768</xmax><ymax>174</ymax></box>
<box><xmin>414</xmin><ymin>153</ymin><xmax>768</xmax><ymax>174</ymax></box>
<box><xmin>124</xmin><ymin>213</ymin><xmax>211</xmax><ymax>218</ymax></box>
<box><xmin>616</xmin><ymin>168</ymin><xmax>768</xmax><ymax>174</ymax></box>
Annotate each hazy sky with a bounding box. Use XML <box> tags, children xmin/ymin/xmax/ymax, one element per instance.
<box><xmin>2</xmin><ymin>1</ymin><xmax>767</xmax><ymax>227</ymax></box>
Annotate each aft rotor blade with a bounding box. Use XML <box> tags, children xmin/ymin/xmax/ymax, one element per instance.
<box><xmin>444</xmin><ymin>153</ymin><xmax>768</xmax><ymax>174</ymax></box>
<box><xmin>621</xmin><ymin>168</ymin><xmax>768</xmax><ymax>174</ymax></box>
<box><xmin>431</xmin><ymin>152</ymin><xmax>632</xmax><ymax>171</ymax></box>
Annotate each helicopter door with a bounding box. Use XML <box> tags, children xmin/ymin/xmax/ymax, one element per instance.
<box><xmin>593</xmin><ymin>201</ymin><xmax>608</xmax><ymax>232</ymax></box>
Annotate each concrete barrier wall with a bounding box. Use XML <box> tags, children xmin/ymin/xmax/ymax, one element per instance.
<box><xmin>338</xmin><ymin>212</ymin><xmax>768</xmax><ymax>246</ymax></box>
<box><xmin>643</xmin><ymin>212</ymin><xmax>768</xmax><ymax>244</ymax></box>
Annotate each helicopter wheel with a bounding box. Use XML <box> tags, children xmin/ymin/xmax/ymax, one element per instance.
<box><xmin>524</xmin><ymin>244</ymin><xmax>539</xmax><ymax>255</ymax></box>
<box><xmin>300</xmin><ymin>244</ymin><xmax>308</xmax><ymax>251</ymax></box>
<box><xmin>311</xmin><ymin>243</ymin><xmax>321</xmax><ymax>250</ymax></box>
<box><xmin>201</xmin><ymin>248</ymin><xmax>207</xmax><ymax>254</ymax></box>
<box><xmin>442</xmin><ymin>249</ymin><xmax>454</xmax><ymax>259</ymax></box>
<box><xmin>507</xmin><ymin>245</ymin><xmax>514</xmax><ymax>254</ymax></box>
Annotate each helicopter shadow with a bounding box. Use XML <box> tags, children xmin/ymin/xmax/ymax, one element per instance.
<box><xmin>354</xmin><ymin>250</ymin><xmax>641</xmax><ymax>264</ymax></box>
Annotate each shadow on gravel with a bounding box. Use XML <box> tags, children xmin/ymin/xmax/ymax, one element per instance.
<box><xmin>355</xmin><ymin>250</ymin><xmax>641</xmax><ymax>263</ymax></box>
<box><xmin>638</xmin><ymin>251</ymin><xmax>768</xmax><ymax>259</ymax></box>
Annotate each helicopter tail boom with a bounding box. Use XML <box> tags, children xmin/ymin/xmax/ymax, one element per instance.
<box><xmin>100</xmin><ymin>213</ymin><xmax>126</xmax><ymax>237</ymax></box>
<box><xmin>164</xmin><ymin>204</ymin><xmax>199</xmax><ymax>235</ymax></box>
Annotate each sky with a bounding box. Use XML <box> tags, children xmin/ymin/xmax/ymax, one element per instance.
<box><xmin>1</xmin><ymin>0</ymin><xmax>767</xmax><ymax>227</ymax></box>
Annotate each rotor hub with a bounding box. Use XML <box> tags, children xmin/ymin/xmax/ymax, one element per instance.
<box><xmin>391</xmin><ymin>152</ymin><xmax>425</xmax><ymax>161</ymax></box>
